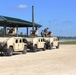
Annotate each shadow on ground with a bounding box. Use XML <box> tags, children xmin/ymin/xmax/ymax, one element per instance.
<box><xmin>0</xmin><ymin>48</ymin><xmax>56</xmax><ymax>57</ymax></box>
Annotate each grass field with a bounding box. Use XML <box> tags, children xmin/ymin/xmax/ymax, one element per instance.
<box><xmin>60</xmin><ymin>41</ymin><xmax>76</xmax><ymax>44</ymax></box>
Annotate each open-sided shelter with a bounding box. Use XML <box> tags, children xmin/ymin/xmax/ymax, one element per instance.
<box><xmin>0</xmin><ymin>15</ymin><xmax>42</xmax><ymax>36</ymax></box>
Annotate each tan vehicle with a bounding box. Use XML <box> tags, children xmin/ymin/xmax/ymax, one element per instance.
<box><xmin>44</xmin><ymin>37</ymin><xmax>59</xmax><ymax>49</ymax></box>
<box><xmin>53</xmin><ymin>37</ymin><xmax>59</xmax><ymax>48</ymax></box>
<box><xmin>24</xmin><ymin>37</ymin><xmax>46</xmax><ymax>52</ymax></box>
<box><xmin>0</xmin><ymin>37</ymin><xmax>27</xmax><ymax>56</ymax></box>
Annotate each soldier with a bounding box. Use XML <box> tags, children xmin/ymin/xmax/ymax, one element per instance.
<box><xmin>35</xmin><ymin>27</ymin><xmax>38</xmax><ymax>36</ymax></box>
<box><xmin>44</xmin><ymin>28</ymin><xmax>49</xmax><ymax>37</ymax></box>
<box><xmin>30</xmin><ymin>27</ymin><xmax>38</xmax><ymax>36</ymax></box>
<box><xmin>41</xmin><ymin>30</ymin><xmax>45</xmax><ymax>37</ymax></box>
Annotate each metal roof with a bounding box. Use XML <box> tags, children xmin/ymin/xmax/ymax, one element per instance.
<box><xmin>0</xmin><ymin>16</ymin><xmax>42</xmax><ymax>27</ymax></box>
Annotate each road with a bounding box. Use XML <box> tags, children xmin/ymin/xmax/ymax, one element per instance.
<box><xmin>0</xmin><ymin>45</ymin><xmax>76</xmax><ymax>75</ymax></box>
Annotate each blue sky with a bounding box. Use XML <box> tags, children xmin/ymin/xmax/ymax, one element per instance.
<box><xmin>0</xmin><ymin>0</ymin><xmax>76</xmax><ymax>36</ymax></box>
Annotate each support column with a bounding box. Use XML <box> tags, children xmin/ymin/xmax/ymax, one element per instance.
<box><xmin>26</xmin><ymin>27</ymin><xmax>28</xmax><ymax>37</ymax></box>
<box><xmin>4</xmin><ymin>25</ymin><xmax>6</xmax><ymax>37</ymax></box>
<box><xmin>16</xmin><ymin>24</ymin><xmax>18</xmax><ymax>37</ymax></box>
<box><xmin>32</xmin><ymin>6</ymin><xmax>34</xmax><ymax>31</ymax></box>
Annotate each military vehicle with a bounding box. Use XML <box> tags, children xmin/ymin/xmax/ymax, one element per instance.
<box><xmin>23</xmin><ymin>29</ymin><xmax>59</xmax><ymax>52</ymax></box>
<box><xmin>44</xmin><ymin>37</ymin><xmax>59</xmax><ymax>49</ymax></box>
<box><xmin>0</xmin><ymin>28</ymin><xmax>27</xmax><ymax>56</ymax></box>
<box><xmin>0</xmin><ymin>26</ymin><xmax>59</xmax><ymax>56</ymax></box>
<box><xmin>23</xmin><ymin>37</ymin><xmax>46</xmax><ymax>52</ymax></box>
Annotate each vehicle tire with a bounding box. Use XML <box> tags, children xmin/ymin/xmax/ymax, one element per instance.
<box><xmin>56</xmin><ymin>42</ymin><xmax>59</xmax><ymax>49</ymax></box>
<box><xmin>22</xmin><ymin>46</ymin><xmax>27</xmax><ymax>54</ymax></box>
<box><xmin>33</xmin><ymin>45</ymin><xmax>37</xmax><ymax>52</ymax></box>
<box><xmin>43</xmin><ymin>44</ymin><xmax>46</xmax><ymax>51</ymax></box>
<box><xmin>4</xmin><ymin>47</ymin><xmax>13</xmax><ymax>56</ymax></box>
<box><xmin>47</xmin><ymin>44</ymin><xmax>52</xmax><ymax>50</ymax></box>
<box><xmin>3</xmin><ymin>52</ymin><xmax>7</xmax><ymax>56</ymax></box>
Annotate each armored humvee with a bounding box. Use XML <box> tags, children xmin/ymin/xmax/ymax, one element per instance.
<box><xmin>0</xmin><ymin>27</ymin><xmax>27</xmax><ymax>56</ymax></box>
<box><xmin>0</xmin><ymin>37</ymin><xmax>27</xmax><ymax>56</ymax></box>
<box><xmin>44</xmin><ymin>37</ymin><xmax>59</xmax><ymax>49</ymax></box>
<box><xmin>24</xmin><ymin>37</ymin><xmax>59</xmax><ymax>52</ymax></box>
<box><xmin>23</xmin><ymin>28</ymin><xmax>59</xmax><ymax>51</ymax></box>
<box><xmin>24</xmin><ymin>37</ymin><xmax>46</xmax><ymax>52</ymax></box>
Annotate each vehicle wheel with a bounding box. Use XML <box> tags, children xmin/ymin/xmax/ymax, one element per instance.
<box><xmin>43</xmin><ymin>44</ymin><xmax>46</xmax><ymax>51</ymax></box>
<box><xmin>56</xmin><ymin>43</ymin><xmax>59</xmax><ymax>49</ymax></box>
<box><xmin>48</xmin><ymin>44</ymin><xmax>52</xmax><ymax>50</ymax></box>
<box><xmin>22</xmin><ymin>46</ymin><xmax>27</xmax><ymax>54</ymax></box>
<box><xmin>4</xmin><ymin>47</ymin><xmax>13</xmax><ymax>56</ymax></box>
<box><xmin>33</xmin><ymin>45</ymin><xmax>37</xmax><ymax>52</ymax></box>
<box><xmin>3</xmin><ymin>52</ymin><xmax>7</xmax><ymax>56</ymax></box>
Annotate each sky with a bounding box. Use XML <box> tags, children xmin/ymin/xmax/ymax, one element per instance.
<box><xmin>0</xmin><ymin>0</ymin><xmax>76</xmax><ymax>36</ymax></box>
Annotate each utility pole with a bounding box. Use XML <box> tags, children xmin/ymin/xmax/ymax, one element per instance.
<box><xmin>32</xmin><ymin>6</ymin><xmax>34</xmax><ymax>31</ymax></box>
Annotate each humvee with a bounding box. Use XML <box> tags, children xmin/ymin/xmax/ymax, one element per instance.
<box><xmin>0</xmin><ymin>37</ymin><xmax>27</xmax><ymax>56</ymax></box>
<box><xmin>24</xmin><ymin>37</ymin><xmax>46</xmax><ymax>52</ymax></box>
<box><xmin>44</xmin><ymin>37</ymin><xmax>59</xmax><ymax>49</ymax></box>
<box><xmin>53</xmin><ymin>37</ymin><xmax>59</xmax><ymax>49</ymax></box>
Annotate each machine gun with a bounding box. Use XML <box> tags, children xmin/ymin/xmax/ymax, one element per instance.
<box><xmin>30</xmin><ymin>29</ymin><xmax>38</xmax><ymax>36</ymax></box>
<box><xmin>6</xmin><ymin>27</ymin><xmax>17</xmax><ymax>36</ymax></box>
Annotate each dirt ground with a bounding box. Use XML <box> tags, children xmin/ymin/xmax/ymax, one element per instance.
<box><xmin>0</xmin><ymin>45</ymin><xmax>76</xmax><ymax>75</ymax></box>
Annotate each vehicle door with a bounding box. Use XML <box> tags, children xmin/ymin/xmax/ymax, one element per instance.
<box><xmin>14</xmin><ymin>39</ymin><xmax>19</xmax><ymax>51</ymax></box>
<box><xmin>18</xmin><ymin>39</ymin><xmax>24</xmax><ymax>51</ymax></box>
<box><xmin>53</xmin><ymin>38</ymin><xmax>58</xmax><ymax>47</ymax></box>
<box><xmin>40</xmin><ymin>38</ymin><xmax>45</xmax><ymax>48</ymax></box>
<box><xmin>37</xmin><ymin>39</ymin><xmax>41</xmax><ymax>48</ymax></box>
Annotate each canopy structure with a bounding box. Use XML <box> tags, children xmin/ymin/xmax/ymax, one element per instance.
<box><xmin>0</xmin><ymin>15</ymin><xmax>42</xmax><ymax>36</ymax></box>
<box><xmin>0</xmin><ymin>16</ymin><xmax>42</xmax><ymax>27</ymax></box>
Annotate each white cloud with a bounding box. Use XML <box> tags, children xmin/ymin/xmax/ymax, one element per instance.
<box><xmin>6</xmin><ymin>4</ymin><xmax>28</xmax><ymax>10</ymax></box>
<box><xmin>17</xmin><ymin>4</ymin><xmax>28</xmax><ymax>9</ymax></box>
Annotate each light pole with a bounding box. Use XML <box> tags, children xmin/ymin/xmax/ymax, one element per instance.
<box><xmin>32</xmin><ymin>6</ymin><xmax>34</xmax><ymax>31</ymax></box>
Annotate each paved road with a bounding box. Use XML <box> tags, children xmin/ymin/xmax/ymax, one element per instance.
<box><xmin>0</xmin><ymin>45</ymin><xmax>76</xmax><ymax>75</ymax></box>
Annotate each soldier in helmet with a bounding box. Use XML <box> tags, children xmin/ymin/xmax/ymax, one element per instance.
<box><xmin>41</xmin><ymin>30</ymin><xmax>45</xmax><ymax>37</ymax></box>
<box><xmin>44</xmin><ymin>28</ymin><xmax>49</xmax><ymax>37</ymax></box>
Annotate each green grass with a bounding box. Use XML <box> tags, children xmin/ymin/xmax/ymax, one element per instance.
<box><xmin>60</xmin><ymin>41</ymin><xmax>76</xmax><ymax>44</ymax></box>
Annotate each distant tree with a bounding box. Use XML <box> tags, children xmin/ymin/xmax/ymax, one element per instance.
<box><xmin>20</xmin><ymin>32</ymin><xmax>23</xmax><ymax>36</ymax></box>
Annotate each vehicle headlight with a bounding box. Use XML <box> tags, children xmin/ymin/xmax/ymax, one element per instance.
<box><xmin>3</xmin><ymin>42</ymin><xmax>7</xmax><ymax>47</ymax></box>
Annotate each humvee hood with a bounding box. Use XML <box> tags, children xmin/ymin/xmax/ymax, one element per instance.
<box><xmin>0</xmin><ymin>37</ymin><xmax>9</xmax><ymax>43</ymax></box>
